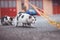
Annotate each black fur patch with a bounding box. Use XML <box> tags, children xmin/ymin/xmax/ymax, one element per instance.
<box><xmin>4</xmin><ymin>16</ymin><xmax>8</xmax><ymax>20</ymax></box>
<box><xmin>19</xmin><ymin>14</ymin><xmax>22</xmax><ymax>17</ymax></box>
<box><xmin>17</xmin><ymin>13</ymin><xmax>22</xmax><ymax>20</ymax></box>
<box><xmin>21</xmin><ymin>15</ymin><xmax>24</xmax><ymax>18</ymax></box>
<box><xmin>1</xmin><ymin>16</ymin><xmax>7</xmax><ymax>22</ymax></box>
<box><xmin>10</xmin><ymin>18</ymin><xmax>13</xmax><ymax>21</ymax></box>
<box><xmin>29</xmin><ymin>16</ymin><xmax>32</xmax><ymax>19</ymax></box>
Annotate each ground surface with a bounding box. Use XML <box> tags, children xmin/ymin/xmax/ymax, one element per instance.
<box><xmin>0</xmin><ymin>14</ymin><xmax>60</xmax><ymax>40</ymax></box>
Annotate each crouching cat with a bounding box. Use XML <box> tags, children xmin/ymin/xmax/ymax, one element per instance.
<box><xmin>1</xmin><ymin>16</ymin><xmax>13</xmax><ymax>25</ymax></box>
<box><xmin>12</xmin><ymin>12</ymin><xmax>36</xmax><ymax>27</ymax></box>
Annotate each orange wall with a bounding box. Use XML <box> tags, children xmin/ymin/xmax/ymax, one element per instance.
<box><xmin>16</xmin><ymin>0</ymin><xmax>53</xmax><ymax>15</ymax></box>
<box><xmin>16</xmin><ymin>0</ymin><xmax>29</xmax><ymax>13</ymax></box>
<box><xmin>16</xmin><ymin>0</ymin><xmax>22</xmax><ymax>13</ymax></box>
<box><xmin>24</xmin><ymin>0</ymin><xmax>29</xmax><ymax>10</ymax></box>
<box><xmin>43</xmin><ymin>0</ymin><xmax>53</xmax><ymax>15</ymax></box>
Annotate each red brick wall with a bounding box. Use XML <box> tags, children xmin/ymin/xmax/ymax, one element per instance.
<box><xmin>0</xmin><ymin>0</ymin><xmax>17</xmax><ymax>18</ymax></box>
<box><xmin>52</xmin><ymin>0</ymin><xmax>60</xmax><ymax>14</ymax></box>
<box><xmin>1</xmin><ymin>8</ymin><xmax>17</xmax><ymax>18</ymax></box>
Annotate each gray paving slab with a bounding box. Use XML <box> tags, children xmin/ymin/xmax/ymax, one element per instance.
<box><xmin>0</xmin><ymin>14</ymin><xmax>60</xmax><ymax>40</ymax></box>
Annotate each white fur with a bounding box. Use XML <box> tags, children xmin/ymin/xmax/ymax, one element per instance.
<box><xmin>1</xmin><ymin>16</ymin><xmax>12</xmax><ymax>25</ymax></box>
<box><xmin>12</xmin><ymin>13</ymin><xmax>36</xmax><ymax>26</ymax></box>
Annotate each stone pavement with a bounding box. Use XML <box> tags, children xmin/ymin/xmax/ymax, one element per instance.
<box><xmin>0</xmin><ymin>14</ymin><xmax>60</xmax><ymax>40</ymax></box>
